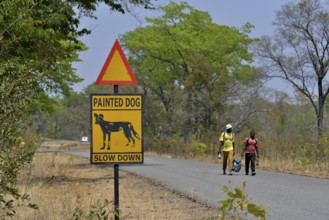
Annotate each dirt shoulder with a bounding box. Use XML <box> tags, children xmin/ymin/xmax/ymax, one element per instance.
<box><xmin>17</xmin><ymin>150</ymin><xmax>220</xmax><ymax>219</ymax></box>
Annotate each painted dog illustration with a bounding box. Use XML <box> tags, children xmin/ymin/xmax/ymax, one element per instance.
<box><xmin>94</xmin><ymin>113</ymin><xmax>140</xmax><ymax>150</ymax></box>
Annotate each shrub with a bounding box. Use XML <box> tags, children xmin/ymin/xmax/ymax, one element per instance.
<box><xmin>71</xmin><ymin>199</ymin><xmax>118</xmax><ymax>220</ymax></box>
<box><xmin>218</xmin><ymin>181</ymin><xmax>267</xmax><ymax>220</ymax></box>
<box><xmin>190</xmin><ymin>142</ymin><xmax>208</xmax><ymax>156</ymax></box>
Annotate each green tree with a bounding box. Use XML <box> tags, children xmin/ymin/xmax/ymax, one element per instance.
<box><xmin>0</xmin><ymin>0</ymin><xmax>154</xmax><ymax>217</ymax></box>
<box><xmin>254</xmin><ymin>0</ymin><xmax>329</xmax><ymax>144</ymax></box>
<box><xmin>40</xmin><ymin>92</ymin><xmax>90</xmax><ymax>141</ymax></box>
<box><xmin>121</xmin><ymin>1</ymin><xmax>256</xmax><ymax>144</ymax></box>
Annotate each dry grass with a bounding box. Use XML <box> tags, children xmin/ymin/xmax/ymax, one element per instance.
<box><xmin>15</xmin><ymin>140</ymin><xmax>328</xmax><ymax>219</ymax></box>
<box><xmin>257</xmin><ymin>157</ymin><xmax>329</xmax><ymax>179</ymax></box>
<box><xmin>15</xmin><ymin>151</ymin><xmax>220</xmax><ymax>220</ymax></box>
<box><xmin>163</xmin><ymin>152</ymin><xmax>329</xmax><ymax>179</ymax></box>
<box><xmin>41</xmin><ymin>139</ymin><xmax>80</xmax><ymax>148</ymax></box>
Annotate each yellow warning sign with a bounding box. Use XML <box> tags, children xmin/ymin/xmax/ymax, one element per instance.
<box><xmin>90</xmin><ymin>94</ymin><xmax>143</xmax><ymax>164</ymax></box>
<box><xmin>96</xmin><ymin>39</ymin><xmax>137</xmax><ymax>85</ymax></box>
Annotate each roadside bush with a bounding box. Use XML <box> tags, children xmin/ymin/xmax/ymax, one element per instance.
<box><xmin>294</xmin><ymin>158</ymin><xmax>312</xmax><ymax>167</ymax></box>
<box><xmin>71</xmin><ymin>199</ymin><xmax>118</xmax><ymax>220</ymax></box>
<box><xmin>0</xmin><ymin>135</ymin><xmax>38</xmax><ymax>218</ymax></box>
<box><xmin>189</xmin><ymin>141</ymin><xmax>218</xmax><ymax>158</ymax></box>
<box><xmin>145</xmin><ymin>136</ymin><xmax>186</xmax><ymax>156</ymax></box>
<box><xmin>190</xmin><ymin>142</ymin><xmax>208</xmax><ymax>157</ymax></box>
<box><xmin>319</xmin><ymin>134</ymin><xmax>329</xmax><ymax>160</ymax></box>
<box><xmin>218</xmin><ymin>181</ymin><xmax>267</xmax><ymax>220</ymax></box>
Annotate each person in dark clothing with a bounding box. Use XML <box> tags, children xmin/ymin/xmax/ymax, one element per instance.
<box><xmin>241</xmin><ymin>130</ymin><xmax>259</xmax><ymax>176</ymax></box>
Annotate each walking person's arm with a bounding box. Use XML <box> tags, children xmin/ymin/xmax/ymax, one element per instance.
<box><xmin>255</xmin><ymin>139</ymin><xmax>260</xmax><ymax>158</ymax></box>
<box><xmin>256</xmin><ymin>147</ymin><xmax>260</xmax><ymax>158</ymax></box>
<box><xmin>218</xmin><ymin>141</ymin><xmax>223</xmax><ymax>159</ymax></box>
<box><xmin>218</xmin><ymin>133</ymin><xmax>224</xmax><ymax>159</ymax></box>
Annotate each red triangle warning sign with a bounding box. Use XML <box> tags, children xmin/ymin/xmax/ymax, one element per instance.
<box><xmin>96</xmin><ymin>39</ymin><xmax>138</xmax><ymax>85</ymax></box>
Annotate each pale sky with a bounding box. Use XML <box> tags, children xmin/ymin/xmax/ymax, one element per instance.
<box><xmin>73</xmin><ymin>0</ymin><xmax>290</xmax><ymax>93</ymax></box>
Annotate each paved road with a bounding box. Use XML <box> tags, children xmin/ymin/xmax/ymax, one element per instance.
<box><xmin>43</xmin><ymin>149</ymin><xmax>329</xmax><ymax>220</ymax></box>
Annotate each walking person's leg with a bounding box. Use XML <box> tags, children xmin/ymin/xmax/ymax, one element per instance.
<box><xmin>222</xmin><ymin>151</ymin><xmax>228</xmax><ymax>175</ymax></box>
<box><xmin>251</xmin><ymin>154</ymin><xmax>256</xmax><ymax>175</ymax></box>
<box><xmin>245</xmin><ymin>154</ymin><xmax>250</xmax><ymax>175</ymax></box>
<box><xmin>228</xmin><ymin>150</ymin><xmax>233</xmax><ymax>175</ymax></box>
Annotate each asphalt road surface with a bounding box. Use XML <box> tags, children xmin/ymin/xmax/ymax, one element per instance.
<box><xmin>46</xmin><ymin>149</ymin><xmax>329</xmax><ymax>220</ymax></box>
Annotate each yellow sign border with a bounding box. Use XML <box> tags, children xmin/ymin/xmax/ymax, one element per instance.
<box><xmin>90</xmin><ymin>94</ymin><xmax>144</xmax><ymax>164</ymax></box>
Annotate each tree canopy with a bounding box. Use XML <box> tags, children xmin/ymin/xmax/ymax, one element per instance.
<box><xmin>254</xmin><ymin>0</ymin><xmax>329</xmax><ymax>141</ymax></box>
<box><xmin>121</xmin><ymin>1</ymin><xmax>257</xmax><ymax>141</ymax></box>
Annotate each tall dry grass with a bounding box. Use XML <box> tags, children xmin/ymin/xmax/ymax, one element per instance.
<box><xmin>258</xmin><ymin>157</ymin><xmax>329</xmax><ymax>178</ymax></box>
<box><xmin>15</xmin><ymin>150</ymin><xmax>220</xmax><ymax>220</ymax></box>
<box><xmin>15</xmin><ymin>152</ymin><xmax>115</xmax><ymax>220</ymax></box>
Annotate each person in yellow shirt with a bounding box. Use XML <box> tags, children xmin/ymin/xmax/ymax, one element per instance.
<box><xmin>218</xmin><ymin>124</ymin><xmax>235</xmax><ymax>175</ymax></box>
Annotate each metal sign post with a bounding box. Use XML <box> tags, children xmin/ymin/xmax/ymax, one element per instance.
<box><xmin>91</xmin><ymin>39</ymin><xmax>143</xmax><ymax>220</ymax></box>
<box><xmin>114</xmin><ymin>85</ymin><xmax>119</xmax><ymax>220</ymax></box>
<box><xmin>114</xmin><ymin>163</ymin><xmax>119</xmax><ymax>219</ymax></box>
